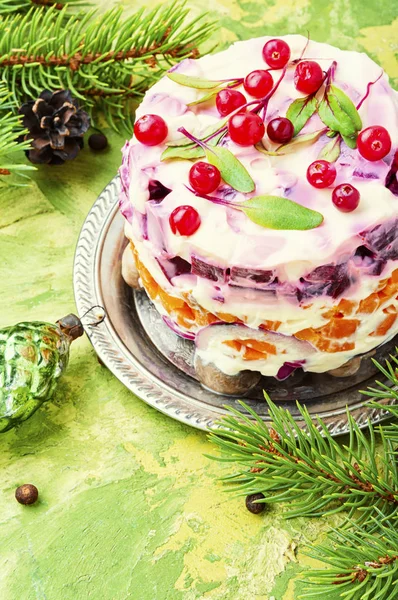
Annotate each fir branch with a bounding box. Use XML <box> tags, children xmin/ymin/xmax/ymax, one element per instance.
<box><xmin>0</xmin><ymin>83</ymin><xmax>34</xmax><ymax>182</ymax></box>
<box><xmin>0</xmin><ymin>2</ymin><xmax>216</xmax><ymax>131</ymax></box>
<box><xmin>299</xmin><ymin>514</ymin><xmax>398</xmax><ymax>599</ymax></box>
<box><xmin>0</xmin><ymin>0</ymin><xmax>88</xmax><ymax>15</ymax></box>
<box><xmin>361</xmin><ymin>351</ymin><xmax>398</xmax><ymax>404</ymax></box>
<box><xmin>379</xmin><ymin>406</ymin><xmax>398</xmax><ymax>446</ymax></box>
<box><xmin>370</xmin><ymin>402</ymin><xmax>398</xmax><ymax>447</ymax></box>
<box><xmin>361</xmin><ymin>351</ymin><xmax>398</xmax><ymax>446</ymax></box>
<box><xmin>208</xmin><ymin>396</ymin><xmax>398</xmax><ymax>521</ymax></box>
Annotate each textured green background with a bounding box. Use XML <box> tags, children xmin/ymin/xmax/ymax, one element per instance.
<box><xmin>0</xmin><ymin>1</ymin><xmax>397</xmax><ymax>599</ymax></box>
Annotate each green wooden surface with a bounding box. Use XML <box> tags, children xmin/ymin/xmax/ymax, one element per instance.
<box><xmin>0</xmin><ymin>1</ymin><xmax>397</xmax><ymax>599</ymax></box>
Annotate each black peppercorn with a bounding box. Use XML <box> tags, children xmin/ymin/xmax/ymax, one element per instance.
<box><xmin>88</xmin><ymin>133</ymin><xmax>108</xmax><ymax>151</ymax></box>
<box><xmin>245</xmin><ymin>492</ymin><xmax>266</xmax><ymax>514</ymax></box>
<box><xmin>15</xmin><ymin>484</ymin><xmax>39</xmax><ymax>505</ymax></box>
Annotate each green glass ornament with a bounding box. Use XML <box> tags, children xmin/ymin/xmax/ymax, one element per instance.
<box><xmin>0</xmin><ymin>314</ymin><xmax>84</xmax><ymax>433</ymax></box>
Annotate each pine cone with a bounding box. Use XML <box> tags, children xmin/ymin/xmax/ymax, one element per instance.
<box><xmin>19</xmin><ymin>90</ymin><xmax>90</xmax><ymax>165</ymax></box>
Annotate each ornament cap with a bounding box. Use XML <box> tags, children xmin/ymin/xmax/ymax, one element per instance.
<box><xmin>57</xmin><ymin>313</ymin><xmax>84</xmax><ymax>341</ymax></box>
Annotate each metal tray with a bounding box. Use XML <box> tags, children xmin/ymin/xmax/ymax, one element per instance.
<box><xmin>73</xmin><ymin>176</ymin><xmax>397</xmax><ymax>434</ymax></box>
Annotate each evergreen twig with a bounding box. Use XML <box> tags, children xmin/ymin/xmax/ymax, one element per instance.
<box><xmin>361</xmin><ymin>350</ymin><xmax>398</xmax><ymax>445</ymax></box>
<box><xmin>0</xmin><ymin>0</ymin><xmax>87</xmax><ymax>15</ymax></box>
<box><xmin>209</xmin><ymin>351</ymin><xmax>398</xmax><ymax>600</ymax></box>
<box><xmin>208</xmin><ymin>395</ymin><xmax>398</xmax><ymax>521</ymax></box>
<box><xmin>361</xmin><ymin>351</ymin><xmax>398</xmax><ymax>403</ymax></box>
<box><xmin>299</xmin><ymin>513</ymin><xmax>398</xmax><ymax>599</ymax></box>
<box><xmin>0</xmin><ymin>83</ymin><xmax>34</xmax><ymax>182</ymax></box>
<box><xmin>0</xmin><ymin>2</ymin><xmax>216</xmax><ymax>131</ymax></box>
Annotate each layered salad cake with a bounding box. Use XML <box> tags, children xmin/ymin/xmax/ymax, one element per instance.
<box><xmin>119</xmin><ymin>34</ymin><xmax>397</xmax><ymax>394</ymax></box>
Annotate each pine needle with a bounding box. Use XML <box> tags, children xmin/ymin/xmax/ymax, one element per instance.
<box><xmin>0</xmin><ymin>2</ymin><xmax>216</xmax><ymax>131</ymax></box>
<box><xmin>0</xmin><ymin>83</ymin><xmax>35</xmax><ymax>181</ymax></box>
<box><xmin>208</xmin><ymin>354</ymin><xmax>398</xmax><ymax>522</ymax></box>
<box><xmin>361</xmin><ymin>350</ymin><xmax>398</xmax><ymax>446</ymax></box>
<box><xmin>208</xmin><ymin>350</ymin><xmax>398</xmax><ymax>600</ymax></box>
<box><xmin>299</xmin><ymin>513</ymin><xmax>398</xmax><ymax>599</ymax></box>
<box><xmin>0</xmin><ymin>0</ymin><xmax>88</xmax><ymax>16</ymax></box>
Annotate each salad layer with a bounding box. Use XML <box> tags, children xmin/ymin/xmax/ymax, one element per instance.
<box><xmin>120</xmin><ymin>34</ymin><xmax>398</xmax><ymax>377</ymax></box>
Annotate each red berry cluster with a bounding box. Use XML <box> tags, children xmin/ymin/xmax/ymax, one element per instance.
<box><xmin>133</xmin><ymin>38</ymin><xmax>395</xmax><ymax>231</ymax></box>
<box><xmin>168</xmin><ymin>162</ymin><xmax>223</xmax><ymax>236</ymax></box>
<box><xmin>306</xmin><ymin>122</ymin><xmax>392</xmax><ymax>212</ymax></box>
<box><xmin>306</xmin><ymin>160</ymin><xmax>359</xmax><ymax>212</ymax></box>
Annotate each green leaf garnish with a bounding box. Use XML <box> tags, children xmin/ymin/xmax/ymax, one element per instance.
<box><xmin>167</xmin><ymin>72</ymin><xmax>228</xmax><ymax>89</ymax></box>
<box><xmin>326</xmin><ymin>130</ymin><xmax>338</xmax><ymax>138</ymax></box>
<box><xmin>255</xmin><ymin>129</ymin><xmax>324</xmax><ymax>158</ymax></box>
<box><xmin>205</xmin><ymin>146</ymin><xmax>255</xmax><ymax>193</ymax></box>
<box><xmin>187</xmin><ymin>89</ymin><xmax>219</xmax><ymax>106</ymax></box>
<box><xmin>165</xmin><ymin>125</ymin><xmax>255</xmax><ymax>193</ymax></box>
<box><xmin>331</xmin><ymin>86</ymin><xmax>362</xmax><ymax>131</ymax></box>
<box><xmin>161</xmin><ymin>121</ymin><xmax>227</xmax><ymax>161</ymax></box>
<box><xmin>239</xmin><ymin>195</ymin><xmax>324</xmax><ymax>230</ymax></box>
<box><xmin>286</xmin><ymin>95</ymin><xmax>318</xmax><ymax>135</ymax></box>
<box><xmin>254</xmin><ymin>143</ymin><xmax>280</xmax><ymax>157</ymax></box>
<box><xmin>318</xmin><ymin>136</ymin><xmax>341</xmax><ymax>162</ymax></box>
<box><xmin>161</xmin><ymin>145</ymin><xmax>205</xmax><ymax>161</ymax></box>
<box><xmin>318</xmin><ymin>85</ymin><xmax>362</xmax><ymax>143</ymax></box>
<box><xmin>161</xmin><ymin>131</ymin><xmax>226</xmax><ymax>160</ymax></box>
<box><xmin>341</xmin><ymin>133</ymin><xmax>358</xmax><ymax>149</ymax></box>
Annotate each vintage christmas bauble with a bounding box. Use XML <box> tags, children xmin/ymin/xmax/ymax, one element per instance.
<box><xmin>0</xmin><ymin>314</ymin><xmax>83</xmax><ymax>432</ymax></box>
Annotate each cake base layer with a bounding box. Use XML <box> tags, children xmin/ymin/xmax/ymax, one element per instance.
<box><xmin>125</xmin><ymin>241</ymin><xmax>398</xmax><ymax>377</ymax></box>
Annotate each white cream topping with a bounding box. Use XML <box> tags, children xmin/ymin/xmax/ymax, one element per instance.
<box><xmin>126</xmin><ymin>35</ymin><xmax>397</xmax><ymax>270</ymax></box>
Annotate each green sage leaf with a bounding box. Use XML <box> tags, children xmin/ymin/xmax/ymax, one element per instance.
<box><xmin>341</xmin><ymin>134</ymin><xmax>358</xmax><ymax>149</ymax></box>
<box><xmin>318</xmin><ymin>136</ymin><xmax>341</xmax><ymax>162</ymax></box>
<box><xmin>167</xmin><ymin>72</ymin><xmax>227</xmax><ymax>89</ymax></box>
<box><xmin>188</xmin><ymin>89</ymin><xmax>219</xmax><ymax>106</ymax></box>
<box><xmin>240</xmin><ymin>195</ymin><xmax>324</xmax><ymax>230</ymax></box>
<box><xmin>254</xmin><ymin>143</ymin><xmax>280</xmax><ymax>157</ymax></box>
<box><xmin>161</xmin><ymin>145</ymin><xmax>205</xmax><ymax>161</ymax></box>
<box><xmin>165</xmin><ymin>121</ymin><xmax>227</xmax><ymax>149</ymax></box>
<box><xmin>161</xmin><ymin>121</ymin><xmax>227</xmax><ymax>161</ymax></box>
<box><xmin>318</xmin><ymin>99</ymin><xmax>340</xmax><ymax>133</ymax></box>
<box><xmin>286</xmin><ymin>96</ymin><xmax>318</xmax><ymax>135</ymax></box>
<box><xmin>161</xmin><ymin>130</ymin><xmax>226</xmax><ymax>160</ymax></box>
<box><xmin>275</xmin><ymin>129</ymin><xmax>324</xmax><ymax>154</ymax></box>
<box><xmin>331</xmin><ymin>85</ymin><xmax>362</xmax><ymax>131</ymax></box>
<box><xmin>255</xmin><ymin>129</ymin><xmax>324</xmax><ymax>157</ymax></box>
<box><xmin>205</xmin><ymin>146</ymin><xmax>255</xmax><ymax>193</ymax></box>
<box><xmin>318</xmin><ymin>85</ymin><xmax>362</xmax><ymax>139</ymax></box>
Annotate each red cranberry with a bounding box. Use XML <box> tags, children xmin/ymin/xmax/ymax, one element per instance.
<box><xmin>306</xmin><ymin>160</ymin><xmax>337</xmax><ymax>188</ymax></box>
<box><xmin>267</xmin><ymin>117</ymin><xmax>294</xmax><ymax>144</ymax></box>
<box><xmin>169</xmin><ymin>206</ymin><xmax>201</xmax><ymax>236</ymax></box>
<box><xmin>243</xmin><ymin>70</ymin><xmax>274</xmax><ymax>99</ymax></box>
<box><xmin>262</xmin><ymin>39</ymin><xmax>291</xmax><ymax>69</ymax></box>
<box><xmin>332</xmin><ymin>184</ymin><xmax>360</xmax><ymax>212</ymax></box>
<box><xmin>228</xmin><ymin>112</ymin><xmax>265</xmax><ymax>146</ymax></box>
<box><xmin>216</xmin><ymin>88</ymin><xmax>247</xmax><ymax>117</ymax></box>
<box><xmin>134</xmin><ymin>114</ymin><xmax>168</xmax><ymax>146</ymax></box>
<box><xmin>294</xmin><ymin>61</ymin><xmax>324</xmax><ymax>95</ymax></box>
<box><xmin>357</xmin><ymin>126</ymin><xmax>392</xmax><ymax>161</ymax></box>
<box><xmin>189</xmin><ymin>162</ymin><xmax>221</xmax><ymax>194</ymax></box>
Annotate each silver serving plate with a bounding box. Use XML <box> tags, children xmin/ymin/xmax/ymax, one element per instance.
<box><xmin>73</xmin><ymin>176</ymin><xmax>397</xmax><ymax>434</ymax></box>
